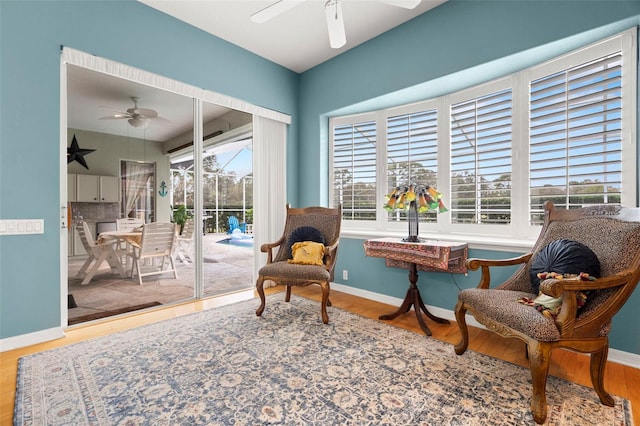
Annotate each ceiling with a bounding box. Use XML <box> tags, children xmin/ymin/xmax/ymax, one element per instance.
<box><xmin>68</xmin><ymin>0</ymin><xmax>446</xmax><ymax>143</ymax></box>
<box><xmin>138</xmin><ymin>0</ymin><xmax>447</xmax><ymax>73</ymax></box>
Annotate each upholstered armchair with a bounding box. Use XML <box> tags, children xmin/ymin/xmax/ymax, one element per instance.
<box><xmin>454</xmin><ymin>201</ymin><xmax>640</xmax><ymax>424</ymax></box>
<box><xmin>256</xmin><ymin>205</ymin><xmax>342</xmax><ymax>324</ymax></box>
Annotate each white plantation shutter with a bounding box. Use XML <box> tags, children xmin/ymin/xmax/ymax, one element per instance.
<box><xmin>450</xmin><ymin>89</ymin><xmax>513</xmax><ymax>224</ymax></box>
<box><xmin>332</xmin><ymin>120</ymin><xmax>377</xmax><ymax>221</ymax></box>
<box><xmin>529</xmin><ymin>53</ymin><xmax>622</xmax><ymax>224</ymax></box>
<box><xmin>386</xmin><ymin>110</ymin><xmax>438</xmax><ymax>223</ymax></box>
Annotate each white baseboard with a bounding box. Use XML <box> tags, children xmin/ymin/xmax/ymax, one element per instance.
<box><xmin>330</xmin><ymin>282</ymin><xmax>640</xmax><ymax>369</ymax></box>
<box><xmin>0</xmin><ymin>327</ymin><xmax>65</xmax><ymax>352</ymax></box>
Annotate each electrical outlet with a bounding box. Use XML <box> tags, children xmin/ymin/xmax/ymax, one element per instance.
<box><xmin>342</xmin><ymin>270</ymin><xmax>348</xmax><ymax>280</ymax></box>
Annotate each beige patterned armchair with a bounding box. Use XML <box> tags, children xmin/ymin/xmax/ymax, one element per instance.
<box><xmin>454</xmin><ymin>201</ymin><xmax>640</xmax><ymax>424</ymax></box>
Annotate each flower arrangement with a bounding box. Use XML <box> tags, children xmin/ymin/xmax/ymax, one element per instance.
<box><xmin>384</xmin><ymin>183</ymin><xmax>448</xmax><ymax>242</ymax></box>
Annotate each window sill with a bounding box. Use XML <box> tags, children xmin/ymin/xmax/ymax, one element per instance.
<box><xmin>341</xmin><ymin>229</ymin><xmax>536</xmax><ymax>253</ymax></box>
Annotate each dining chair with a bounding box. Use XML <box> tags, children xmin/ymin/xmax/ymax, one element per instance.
<box><xmin>75</xmin><ymin>220</ymin><xmax>125</xmax><ymax>285</ymax></box>
<box><xmin>175</xmin><ymin>217</ymin><xmax>195</xmax><ymax>264</ymax></box>
<box><xmin>116</xmin><ymin>218</ymin><xmax>145</xmax><ymax>268</ymax></box>
<box><xmin>130</xmin><ymin>222</ymin><xmax>179</xmax><ymax>285</ymax></box>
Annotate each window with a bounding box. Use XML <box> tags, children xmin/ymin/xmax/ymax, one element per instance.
<box><xmin>387</xmin><ymin>109</ymin><xmax>439</xmax><ymax>223</ymax></box>
<box><xmin>529</xmin><ymin>52</ymin><xmax>623</xmax><ymax>224</ymax></box>
<box><xmin>450</xmin><ymin>89</ymin><xmax>512</xmax><ymax>225</ymax></box>
<box><xmin>329</xmin><ymin>30</ymin><xmax>636</xmax><ymax>240</ymax></box>
<box><xmin>331</xmin><ymin>119</ymin><xmax>377</xmax><ymax>221</ymax></box>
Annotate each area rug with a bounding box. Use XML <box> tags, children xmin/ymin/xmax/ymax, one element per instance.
<box><xmin>15</xmin><ymin>297</ymin><xmax>632</xmax><ymax>425</ymax></box>
<box><xmin>67</xmin><ymin>302</ymin><xmax>162</xmax><ymax>326</ymax></box>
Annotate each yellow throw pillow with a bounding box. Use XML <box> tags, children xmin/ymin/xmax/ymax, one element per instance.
<box><xmin>288</xmin><ymin>241</ymin><xmax>325</xmax><ymax>266</ymax></box>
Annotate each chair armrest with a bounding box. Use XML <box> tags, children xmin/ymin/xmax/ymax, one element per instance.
<box><xmin>467</xmin><ymin>253</ymin><xmax>533</xmax><ymax>289</ymax></box>
<box><xmin>539</xmin><ymin>271</ymin><xmax>634</xmax><ymax>337</ymax></box>
<box><xmin>260</xmin><ymin>236</ymin><xmax>286</xmax><ymax>264</ymax></box>
<box><xmin>539</xmin><ymin>272</ymin><xmax>632</xmax><ymax>298</ymax></box>
<box><xmin>322</xmin><ymin>239</ymin><xmax>340</xmax><ymax>270</ymax></box>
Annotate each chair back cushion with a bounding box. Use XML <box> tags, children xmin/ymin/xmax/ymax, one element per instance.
<box><xmin>274</xmin><ymin>207</ymin><xmax>341</xmax><ymax>263</ymax></box>
<box><xmin>502</xmin><ymin>215</ymin><xmax>640</xmax><ymax>294</ymax></box>
<box><xmin>285</xmin><ymin>226</ymin><xmax>326</xmax><ymax>259</ymax></box>
<box><xmin>288</xmin><ymin>241</ymin><xmax>325</xmax><ymax>265</ymax></box>
<box><xmin>529</xmin><ymin>239</ymin><xmax>600</xmax><ymax>294</ymax></box>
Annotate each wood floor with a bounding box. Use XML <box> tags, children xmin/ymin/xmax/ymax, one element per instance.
<box><xmin>2</xmin><ymin>286</ymin><xmax>638</xmax><ymax>425</ymax></box>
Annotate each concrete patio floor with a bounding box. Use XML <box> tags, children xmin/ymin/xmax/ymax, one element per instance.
<box><xmin>67</xmin><ymin>233</ymin><xmax>254</xmax><ymax>324</ymax></box>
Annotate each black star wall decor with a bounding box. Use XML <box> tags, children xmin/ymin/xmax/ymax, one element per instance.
<box><xmin>67</xmin><ymin>134</ymin><xmax>95</xmax><ymax>169</ymax></box>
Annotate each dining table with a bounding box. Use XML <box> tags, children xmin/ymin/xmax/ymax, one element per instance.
<box><xmin>98</xmin><ymin>229</ymin><xmax>143</xmax><ymax>247</ymax></box>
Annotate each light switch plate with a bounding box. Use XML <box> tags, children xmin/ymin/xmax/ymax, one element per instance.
<box><xmin>0</xmin><ymin>219</ymin><xmax>45</xmax><ymax>235</ymax></box>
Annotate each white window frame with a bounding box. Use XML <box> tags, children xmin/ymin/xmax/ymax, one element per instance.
<box><xmin>329</xmin><ymin>29</ymin><xmax>636</xmax><ymax>247</ymax></box>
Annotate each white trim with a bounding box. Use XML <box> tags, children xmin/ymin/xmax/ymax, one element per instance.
<box><xmin>0</xmin><ymin>327</ymin><xmax>65</xmax><ymax>352</ymax></box>
<box><xmin>330</xmin><ymin>282</ymin><xmax>640</xmax><ymax>369</ymax></box>
<box><xmin>60</xmin><ymin>54</ymin><xmax>69</xmax><ymax>328</ymax></box>
<box><xmin>60</xmin><ymin>47</ymin><xmax>291</xmax><ymax>125</ymax></box>
<box><xmin>340</xmin><ymin>229</ymin><xmax>537</xmax><ymax>253</ymax></box>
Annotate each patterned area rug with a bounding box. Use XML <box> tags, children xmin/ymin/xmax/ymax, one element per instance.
<box><xmin>15</xmin><ymin>296</ymin><xmax>632</xmax><ymax>425</ymax></box>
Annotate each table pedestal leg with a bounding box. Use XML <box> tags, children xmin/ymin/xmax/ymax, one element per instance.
<box><xmin>378</xmin><ymin>262</ymin><xmax>450</xmax><ymax>336</ymax></box>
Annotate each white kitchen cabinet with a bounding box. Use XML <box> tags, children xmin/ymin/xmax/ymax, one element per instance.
<box><xmin>76</xmin><ymin>175</ymin><xmax>119</xmax><ymax>202</ymax></box>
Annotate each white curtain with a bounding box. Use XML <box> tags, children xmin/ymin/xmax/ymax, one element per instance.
<box><xmin>252</xmin><ymin>116</ymin><xmax>287</xmax><ymax>284</ymax></box>
<box><xmin>123</xmin><ymin>162</ymin><xmax>152</xmax><ymax>218</ymax></box>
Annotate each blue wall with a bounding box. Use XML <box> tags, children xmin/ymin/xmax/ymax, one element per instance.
<box><xmin>296</xmin><ymin>0</ymin><xmax>640</xmax><ymax>355</ymax></box>
<box><xmin>2</xmin><ymin>0</ymin><xmax>640</xmax><ymax>356</ymax></box>
<box><xmin>0</xmin><ymin>0</ymin><xmax>298</xmax><ymax>340</ymax></box>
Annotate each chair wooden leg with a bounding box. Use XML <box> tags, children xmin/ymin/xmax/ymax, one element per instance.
<box><xmin>454</xmin><ymin>300</ymin><xmax>469</xmax><ymax>355</ymax></box>
<box><xmin>75</xmin><ymin>256</ymin><xmax>94</xmax><ymax>279</ymax></box>
<box><xmin>320</xmin><ymin>282</ymin><xmax>330</xmax><ymax>324</ymax></box>
<box><xmin>285</xmin><ymin>285</ymin><xmax>292</xmax><ymax>302</ymax></box>
<box><xmin>255</xmin><ymin>276</ymin><xmax>266</xmax><ymax>317</ymax></box>
<box><xmin>527</xmin><ymin>341</ymin><xmax>551</xmax><ymax>424</ymax></box>
<box><xmin>81</xmin><ymin>251</ymin><xmax>110</xmax><ymax>285</ymax></box>
<box><xmin>591</xmin><ymin>341</ymin><xmax>615</xmax><ymax>406</ymax></box>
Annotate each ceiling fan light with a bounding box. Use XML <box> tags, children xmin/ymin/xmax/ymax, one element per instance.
<box><xmin>128</xmin><ymin>117</ymin><xmax>148</xmax><ymax>128</ymax></box>
<box><xmin>325</xmin><ymin>0</ymin><xmax>346</xmax><ymax>49</ymax></box>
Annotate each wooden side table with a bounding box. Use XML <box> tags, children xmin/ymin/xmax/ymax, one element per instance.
<box><xmin>363</xmin><ymin>238</ymin><xmax>468</xmax><ymax>336</ymax></box>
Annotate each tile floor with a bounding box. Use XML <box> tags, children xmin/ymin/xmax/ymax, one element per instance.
<box><xmin>67</xmin><ymin>233</ymin><xmax>254</xmax><ymax>323</ymax></box>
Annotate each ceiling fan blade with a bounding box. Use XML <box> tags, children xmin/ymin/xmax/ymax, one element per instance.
<box><xmin>251</xmin><ymin>0</ymin><xmax>306</xmax><ymax>24</ymax></box>
<box><xmin>99</xmin><ymin>114</ymin><xmax>131</xmax><ymax>120</ymax></box>
<box><xmin>129</xmin><ymin>108</ymin><xmax>158</xmax><ymax>118</ymax></box>
<box><xmin>325</xmin><ymin>0</ymin><xmax>346</xmax><ymax>49</ymax></box>
<box><xmin>379</xmin><ymin>0</ymin><xmax>422</xmax><ymax>9</ymax></box>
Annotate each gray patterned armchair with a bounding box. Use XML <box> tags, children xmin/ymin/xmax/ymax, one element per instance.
<box><xmin>256</xmin><ymin>205</ymin><xmax>342</xmax><ymax>324</ymax></box>
<box><xmin>454</xmin><ymin>201</ymin><xmax>640</xmax><ymax>424</ymax></box>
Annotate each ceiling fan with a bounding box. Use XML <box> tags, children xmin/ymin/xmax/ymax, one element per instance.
<box><xmin>100</xmin><ymin>97</ymin><xmax>168</xmax><ymax>128</ymax></box>
<box><xmin>251</xmin><ymin>0</ymin><xmax>422</xmax><ymax>49</ymax></box>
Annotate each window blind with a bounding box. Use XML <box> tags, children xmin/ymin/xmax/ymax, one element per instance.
<box><xmin>386</xmin><ymin>110</ymin><xmax>438</xmax><ymax>223</ymax></box>
<box><xmin>529</xmin><ymin>53</ymin><xmax>622</xmax><ymax>224</ymax></box>
<box><xmin>332</xmin><ymin>121</ymin><xmax>377</xmax><ymax>221</ymax></box>
<box><xmin>450</xmin><ymin>89</ymin><xmax>513</xmax><ymax>224</ymax></box>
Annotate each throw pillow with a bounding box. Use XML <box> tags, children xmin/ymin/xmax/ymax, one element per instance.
<box><xmin>519</xmin><ymin>272</ymin><xmax>593</xmax><ymax>318</ymax></box>
<box><xmin>286</xmin><ymin>226</ymin><xmax>326</xmax><ymax>259</ymax></box>
<box><xmin>529</xmin><ymin>239</ymin><xmax>600</xmax><ymax>294</ymax></box>
<box><xmin>288</xmin><ymin>241</ymin><xmax>325</xmax><ymax>266</ymax></box>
